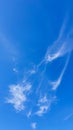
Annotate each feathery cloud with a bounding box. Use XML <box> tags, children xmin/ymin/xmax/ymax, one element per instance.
<box><xmin>45</xmin><ymin>19</ymin><xmax>73</xmax><ymax>63</ymax></box>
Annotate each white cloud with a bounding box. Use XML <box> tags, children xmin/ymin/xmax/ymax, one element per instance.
<box><xmin>50</xmin><ymin>79</ymin><xmax>60</xmax><ymax>90</ymax></box>
<box><xmin>35</xmin><ymin>96</ymin><xmax>56</xmax><ymax>116</ymax></box>
<box><xmin>28</xmin><ymin>69</ymin><xmax>36</xmax><ymax>75</ymax></box>
<box><xmin>45</xmin><ymin>38</ymin><xmax>72</xmax><ymax>63</ymax></box>
<box><xmin>23</xmin><ymin>83</ymin><xmax>32</xmax><ymax>92</ymax></box>
<box><xmin>27</xmin><ymin>111</ymin><xmax>32</xmax><ymax>118</ymax></box>
<box><xmin>13</xmin><ymin>68</ymin><xmax>18</xmax><ymax>73</ymax></box>
<box><xmin>31</xmin><ymin>122</ymin><xmax>37</xmax><ymax>129</ymax></box>
<box><xmin>35</xmin><ymin>105</ymin><xmax>49</xmax><ymax>116</ymax></box>
<box><xmin>6</xmin><ymin>83</ymin><xmax>32</xmax><ymax>111</ymax></box>
<box><xmin>38</xmin><ymin>95</ymin><xmax>48</xmax><ymax>103</ymax></box>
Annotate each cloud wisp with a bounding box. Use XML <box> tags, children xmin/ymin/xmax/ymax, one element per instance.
<box><xmin>31</xmin><ymin>122</ymin><xmax>37</xmax><ymax>129</ymax></box>
<box><xmin>0</xmin><ymin>33</ymin><xmax>18</xmax><ymax>61</ymax></box>
<box><xmin>64</xmin><ymin>112</ymin><xmax>73</xmax><ymax>121</ymax></box>
<box><xmin>35</xmin><ymin>95</ymin><xmax>56</xmax><ymax>116</ymax></box>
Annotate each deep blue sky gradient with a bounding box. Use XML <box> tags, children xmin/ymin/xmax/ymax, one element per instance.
<box><xmin>0</xmin><ymin>0</ymin><xmax>73</xmax><ymax>130</ymax></box>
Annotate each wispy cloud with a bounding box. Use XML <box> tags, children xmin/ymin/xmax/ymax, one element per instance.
<box><xmin>13</xmin><ymin>68</ymin><xmax>18</xmax><ymax>73</ymax></box>
<box><xmin>50</xmin><ymin>53</ymin><xmax>70</xmax><ymax>90</ymax></box>
<box><xmin>28</xmin><ymin>67</ymin><xmax>37</xmax><ymax>75</ymax></box>
<box><xmin>38</xmin><ymin>95</ymin><xmax>48</xmax><ymax>103</ymax></box>
<box><xmin>43</xmin><ymin>17</ymin><xmax>73</xmax><ymax>91</ymax></box>
<box><xmin>64</xmin><ymin>112</ymin><xmax>73</xmax><ymax>121</ymax></box>
<box><xmin>6</xmin><ymin>83</ymin><xmax>32</xmax><ymax>111</ymax></box>
<box><xmin>45</xmin><ymin>18</ymin><xmax>73</xmax><ymax>63</ymax></box>
<box><xmin>0</xmin><ymin>32</ymin><xmax>18</xmax><ymax>59</ymax></box>
<box><xmin>35</xmin><ymin>105</ymin><xmax>49</xmax><ymax>116</ymax></box>
<box><xmin>31</xmin><ymin>122</ymin><xmax>37</xmax><ymax>129</ymax></box>
<box><xmin>35</xmin><ymin>96</ymin><xmax>56</xmax><ymax>116</ymax></box>
<box><xmin>27</xmin><ymin>111</ymin><xmax>32</xmax><ymax>118</ymax></box>
<box><xmin>5</xmin><ymin>16</ymin><xmax>73</xmax><ymax>122</ymax></box>
<box><xmin>45</xmin><ymin>37</ymin><xmax>72</xmax><ymax>63</ymax></box>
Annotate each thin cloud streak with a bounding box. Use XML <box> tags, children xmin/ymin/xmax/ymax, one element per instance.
<box><xmin>43</xmin><ymin>17</ymin><xmax>73</xmax><ymax>90</ymax></box>
<box><xmin>64</xmin><ymin>112</ymin><xmax>73</xmax><ymax>121</ymax></box>
<box><xmin>50</xmin><ymin>53</ymin><xmax>70</xmax><ymax>90</ymax></box>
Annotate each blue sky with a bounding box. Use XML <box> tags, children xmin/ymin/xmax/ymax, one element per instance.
<box><xmin>0</xmin><ymin>0</ymin><xmax>73</xmax><ymax>130</ymax></box>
